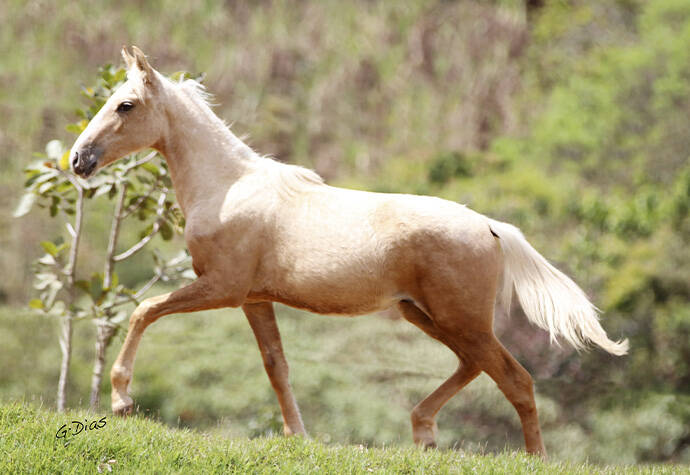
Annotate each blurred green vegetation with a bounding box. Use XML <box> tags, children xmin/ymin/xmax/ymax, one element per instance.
<box><xmin>1</xmin><ymin>0</ymin><xmax>688</xmax><ymax>465</ymax></box>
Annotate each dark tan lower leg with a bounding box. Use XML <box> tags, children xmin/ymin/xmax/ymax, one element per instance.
<box><xmin>243</xmin><ymin>302</ymin><xmax>306</xmax><ymax>436</ymax></box>
<box><xmin>410</xmin><ymin>362</ymin><xmax>480</xmax><ymax>448</ymax></box>
<box><xmin>475</xmin><ymin>337</ymin><xmax>546</xmax><ymax>457</ymax></box>
<box><xmin>398</xmin><ymin>300</ymin><xmax>481</xmax><ymax>448</ymax></box>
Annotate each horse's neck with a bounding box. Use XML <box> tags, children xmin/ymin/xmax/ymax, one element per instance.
<box><xmin>154</xmin><ymin>90</ymin><xmax>257</xmax><ymax>215</ymax></box>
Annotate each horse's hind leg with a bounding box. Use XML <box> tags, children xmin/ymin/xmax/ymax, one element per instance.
<box><xmin>397</xmin><ymin>301</ymin><xmax>480</xmax><ymax>448</ymax></box>
<box><xmin>242</xmin><ymin>302</ymin><xmax>306</xmax><ymax>436</ymax></box>
<box><xmin>410</xmin><ymin>362</ymin><xmax>480</xmax><ymax>448</ymax></box>
<box><xmin>471</xmin><ymin>335</ymin><xmax>546</xmax><ymax>457</ymax></box>
<box><xmin>399</xmin><ymin>300</ymin><xmax>546</xmax><ymax>457</ymax></box>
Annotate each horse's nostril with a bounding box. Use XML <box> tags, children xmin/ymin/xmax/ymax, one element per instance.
<box><xmin>72</xmin><ymin>152</ymin><xmax>79</xmax><ymax>168</ymax></box>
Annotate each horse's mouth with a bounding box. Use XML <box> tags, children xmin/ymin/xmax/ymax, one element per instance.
<box><xmin>74</xmin><ymin>159</ymin><xmax>98</xmax><ymax>179</ymax></box>
<box><xmin>72</xmin><ymin>146</ymin><xmax>102</xmax><ymax>178</ymax></box>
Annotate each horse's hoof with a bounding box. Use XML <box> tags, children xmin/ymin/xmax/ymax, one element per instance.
<box><xmin>412</xmin><ymin>418</ymin><xmax>438</xmax><ymax>450</ymax></box>
<box><xmin>112</xmin><ymin>397</ymin><xmax>134</xmax><ymax>417</ymax></box>
<box><xmin>413</xmin><ymin>434</ymin><xmax>438</xmax><ymax>450</ymax></box>
<box><xmin>423</xmin><ymin>441</ymin><xmax>437</xmax><ymax>450</ymax></box>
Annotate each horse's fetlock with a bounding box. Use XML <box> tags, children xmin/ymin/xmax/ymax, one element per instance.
<box><xmin>411</xmin><ymin>406</ymin><xmax>434</xmax><ymax>427</ymax></box>
<box><xmin>111</xmin><ymin>365</ymin><xmax>131</xmax><ymax>387</ymax></box>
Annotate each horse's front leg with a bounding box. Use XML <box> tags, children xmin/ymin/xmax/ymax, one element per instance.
<box><xmin>110</xmin><ymin>277</ymin><xmax>235</xmax><ymax>416</ymax></box>
<box><xmin>242</xmin><ymin>302</ymin><xmax>306</xmax><ymax>436</ymax></box>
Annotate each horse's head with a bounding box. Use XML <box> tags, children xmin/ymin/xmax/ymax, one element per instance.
<box><xmin>71</xmin><ymin>46</ymin><xmax>166</xmax><ymax>178</ymax></box>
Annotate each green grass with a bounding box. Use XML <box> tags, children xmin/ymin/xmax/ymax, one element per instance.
<box><xmin>2</xmin><ymin>304</ymin><xmax>688</xmax><ymax>466</ymax></box>
<box><xmin>2</xmin><ymin>402</ymin><xmax>683</xmax><ymax>474</ymax></box>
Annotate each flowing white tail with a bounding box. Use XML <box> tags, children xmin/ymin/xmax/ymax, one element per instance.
<box><xmin>489</xmin><ymin>219</ymin><xmax>628</xmax><ymax>355</ymax></box>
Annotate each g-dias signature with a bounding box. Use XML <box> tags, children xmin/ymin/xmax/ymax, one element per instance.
<box><xmin>56</xmin><ymin>416</ymin><xmax>107</xmax><ymax>446</ymax></box>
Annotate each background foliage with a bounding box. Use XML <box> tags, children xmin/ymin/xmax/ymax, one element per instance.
<box><xmin>1</xmin><ymin>0</ymin><xmax>688</xmax><ymax>465</ymax></box>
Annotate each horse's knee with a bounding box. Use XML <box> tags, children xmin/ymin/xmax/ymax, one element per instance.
<box><xmin>129</xmin><ymin>299</ymin><xmax>156</xmax><ymax>326</ymax></box>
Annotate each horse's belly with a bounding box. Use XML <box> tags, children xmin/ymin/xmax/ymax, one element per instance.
<box><xmin>251</xmin><ymin>269</ymin><xmax>400</xmax><ymax>316</ymax></box>
<box><xmin>272</xmin><ymin>292</ymin><xmax>396</xmax><ymax>316</ymax></box>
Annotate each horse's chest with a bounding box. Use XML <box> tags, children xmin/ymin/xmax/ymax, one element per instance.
<box><xmin>183</xmin><ymin>211</ymin><xmax>264</xmax><ymax>274</ymax></box>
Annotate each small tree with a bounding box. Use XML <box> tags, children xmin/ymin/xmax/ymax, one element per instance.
<box><xmin>15</xmin><ymin>65</ymin><xmax>194</xmax><ymax>411</ymax></box>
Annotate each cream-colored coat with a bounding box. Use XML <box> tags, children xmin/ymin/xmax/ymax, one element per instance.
<box><xmin>70</xmin><ymin>47</ymin><xmax>627</xmax><ymax>457</ymax></box>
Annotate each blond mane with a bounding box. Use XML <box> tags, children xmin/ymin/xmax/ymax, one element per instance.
<box><xmin>173</xmin><ymin>77</ymin><xmax>324</xmax><ymax>197</ymax></box>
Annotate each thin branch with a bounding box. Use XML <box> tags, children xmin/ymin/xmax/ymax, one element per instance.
<box><xmin>56</xmin><ymin>169</ymin><xmax>83</xmax><ymax>413</ymax></box>
<box><xmin>103</xmin><ymin>182</ymin><xmax>128</xmax><ymax>290</ymax></box>
<box><xmin>66</xmin><ymin>187</ymin><xmax>84</xmax><ymax>285</ymax></box>
<box><xmin>120</xmin><ymin>152</ymin><xmax>167</xmax><ymax>219</ymax></box>
<box><xmin>133</xmin><ymin>273</ymin><xmax>162</xmax><ymax>300</ymax></box>
<box><xmin>121</xmin><ymin>150</ymin><xmax>158</xmax><ymax>175</ymax></box>
<box><xmin>59</xmin><ymin>171</ymin><xmax>84</xmax><ymax>285</ymax></box>
<box><xmin>120</xmin><ymin>180</ymin><xmax>159</xmax><ymax>219</ymax></box>
<box><xmin>105</xmin><ymin>252</ymin><xmax>190</xmax><ymax>310</ymax></box>
<box><xmin>130</xmin><ymin>150</ymin><xmax>158</xmax><ymax>170</ymax></box>
<box><xmin>112</xmin><ymin>191</ymin><xmax>168</xmax><ymax>263</ymax></box>
<box><xmin>102</xmin><ymin>272</ymin><xmax>161</xmax><ymax>311</ymax></box>
<box><xmin>113</xmin><ymin>220</ymin><xmax>162</xmax><ymax>262</ymax></box>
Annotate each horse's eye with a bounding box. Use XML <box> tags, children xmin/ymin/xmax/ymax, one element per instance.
<box><xmin>117</xmin><ymin>101</ymin><xmax>135</xmax><ymax>113</ymax></box>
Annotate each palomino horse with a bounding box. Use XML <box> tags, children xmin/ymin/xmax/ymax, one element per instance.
<box><xmin>71</xmin><ymin>47</ymin><xmax>628</xmax><ymax>457</ymax></box>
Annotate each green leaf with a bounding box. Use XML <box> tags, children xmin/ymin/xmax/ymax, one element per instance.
<box><xmin>56</xmin><ymin>182</ymin><xmax>73</xmax><ymax>193</ymax></box>
<box><xmin>13</xmin><ymin>193</ymin><xmax>36</xmax><ymax>217</ymax></box>
<box><xmin>40</xmin><ymin>241</ymin><xmax>59</xmax><ymax>257</ymax></box>
<box><xmin>112</xmin><ymin>68</ymin><xmax>126</xmax><ymax>84</ymax></box>
<box><xmin>75</xmin><ymin>280</ymin><xmax>91</xmax><ymax>294</ymax></box>
<box><xmin>29</xmin><ymin>299</ymin><xmax>44</xmax><ymax>309</ymax></box>
<box><xmin>65</xmin><ymin>123</ymin><xmax>82</xmax><ymax>134</ymax></box>
<box><xmin>137</xmin><ymin>175</ymin><xmax>152</xmax><ymax>185</ymax></box>
<box><xmin>160</xmin><ymin>221</ymin><xmax>173</xmax><ymax>241</ymax></box>
<box><xmin>89</xmin><ymin>273</ymin><xmax>104</xmax><ymax>302</ymax></box>
<box><xmin>141</xmin><ymin>162</ymin><xmax>160</xmax><ymax>175</ymax></box>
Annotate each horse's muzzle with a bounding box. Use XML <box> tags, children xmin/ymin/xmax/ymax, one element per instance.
<box><xmin>71</xmin><ymin>146</ymin><xmax>101</xmax><ymax>178</ymax></box>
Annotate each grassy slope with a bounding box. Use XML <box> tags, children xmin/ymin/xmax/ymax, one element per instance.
<box><xmin>1</xmin><ymin>403</ymin><xmax>680</xmax><ymax>474</ymax></box>
<box><xmin>1</xmin><ymin>304</ymin><xmax>686</xmax><ymax>466</ymax></box>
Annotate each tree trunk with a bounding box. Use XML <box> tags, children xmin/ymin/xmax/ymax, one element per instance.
<box><xmin>89</xmin><ymin>321</ymin><xmax>116</xmax><ymax>411</ymax></box>
<box><xmin>56</xmin><ymin>173</ymin><xmax>84</xmax><ymax>412</ymax></box>
<box><xmin>56</xmin><ymin>314</ymin><xmax>73</xmax><ymax>412</ymax></box>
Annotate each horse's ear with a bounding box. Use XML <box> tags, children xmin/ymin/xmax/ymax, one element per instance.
<box><xmin>130</xmin><ymin>46</ymin><xmax>156</xmax><ymax>85</ymax></box>
<box><xmin>121</xmin><ymin>46</ymin><xmax>135</xmax><ymax>69</ymax></box>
